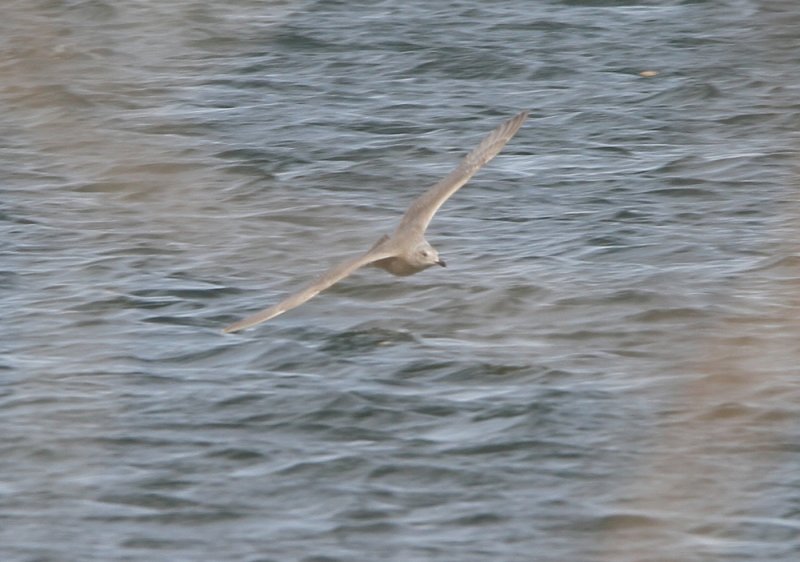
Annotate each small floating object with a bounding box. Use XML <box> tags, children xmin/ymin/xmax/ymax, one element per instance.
<box><xmin>639</xmin><ymin>70</ymin><xmax>659</xmax><ymax>78</ymax></box>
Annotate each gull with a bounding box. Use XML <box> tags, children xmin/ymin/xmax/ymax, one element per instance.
<box><xmin>224</xmin><ymin>110</ymin><xmax>528</xmax><ymax>333</ymax></box>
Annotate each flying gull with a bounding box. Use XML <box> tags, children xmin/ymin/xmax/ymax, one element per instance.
<box><xmin>224</xmin><ymin>110</ymin><xmax>528</xmax><ymax>333</ymax></box>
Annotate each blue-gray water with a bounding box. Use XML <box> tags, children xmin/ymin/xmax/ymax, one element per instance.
<box><xmin>2</xmin><ymin>1</ymin><xmax>800</xmax><ymax>561</ymax></box>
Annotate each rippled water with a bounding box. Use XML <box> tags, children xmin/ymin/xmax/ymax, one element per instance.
<box><xmin>3</xmin><ymin>1</ymin><xmax>800</xmax><ymax>560</ymax></box>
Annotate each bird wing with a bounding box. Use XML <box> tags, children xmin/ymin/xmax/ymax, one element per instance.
<box><xmin>223</xmin><ymin>240</ymin><xmax>395</xmax><ymax>333</ymax></box>
<box><xmin>394</xmin><ymin>110</ymin><xmax>528</xmax><ymax>238</ymax></box>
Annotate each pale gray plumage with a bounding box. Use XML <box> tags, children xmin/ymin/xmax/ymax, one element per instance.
<box><xmin>224</xmin><ymin>110</ymin><xmax>528</xmax><ymax>333</ymax></box>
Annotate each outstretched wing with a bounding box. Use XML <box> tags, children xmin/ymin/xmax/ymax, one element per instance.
<box><xmin>223</xmin><ymin>241</ymin><xmax>395</xmax><ymax>333</ymax></box>
<box><xmin>394</xmin><ymin>110</ymin><xmax>528</xmax><ymax>238</ymax></box>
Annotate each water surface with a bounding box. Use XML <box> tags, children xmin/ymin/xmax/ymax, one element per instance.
<box><xmin>2</xmin><ymin>1</ymin><xmax>800</xmax><ymax>561</ymax></box>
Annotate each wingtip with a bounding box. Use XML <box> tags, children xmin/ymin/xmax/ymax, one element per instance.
<box><xmin>222</xmin><ymin>317</ymin><xmax>261</xmax><ymax>334</ymax></box>
<box><xmin>221</xmin><ymin>304</ymin><xmax>289</xmax><ymax>334</ymax></box>
<box><xmin>496</xmin><ymin>110</ymin><xmax>529</xmax><ymax>140</ymax></box>
<box><xmin>496</xmin><ymin>110</ymin><xmax>529</xmax><ymax>136</ymax></box>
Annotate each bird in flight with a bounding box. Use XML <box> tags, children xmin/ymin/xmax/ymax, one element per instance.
<box><xmin>224</xmin><ymin>110</ymin><xmax>528</xmax><ymax>333</ymax></box>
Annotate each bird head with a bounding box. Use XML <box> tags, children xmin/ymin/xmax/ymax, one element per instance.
<box><xmin>411</xmin><ymin>240</ymin><xmax>446</xmax><ymax>269</ymax></box>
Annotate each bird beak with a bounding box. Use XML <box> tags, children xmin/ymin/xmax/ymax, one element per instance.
<box><xmin>436</xmin><ymin>258</ymin><xmax>446</xmax><ymax>267</ymax></box>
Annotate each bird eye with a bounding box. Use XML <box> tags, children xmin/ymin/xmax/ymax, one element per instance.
<box><xmin>421</xmin><ymin>250</ymin><xmax>429</xmax><ymax>257</ymax></box>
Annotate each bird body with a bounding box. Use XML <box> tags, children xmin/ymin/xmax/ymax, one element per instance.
<box><xmin>224</xmin><ymin>110</ymin><xmax>528</xmax><ymax>333</ymax></box>
<box><xmin>371</xmin><ymin>242</ymin><xmax>442</xmax><ymax>276</ymax></box>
